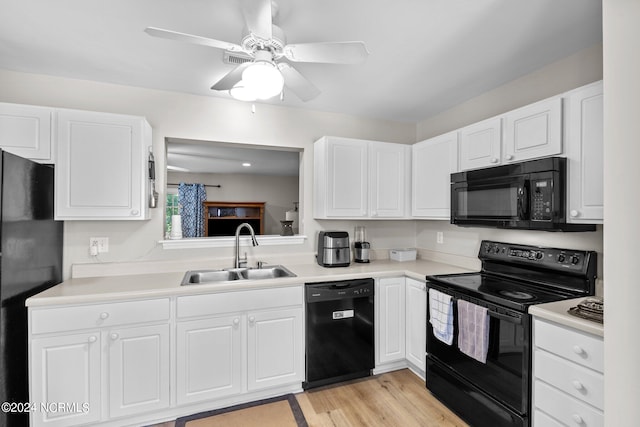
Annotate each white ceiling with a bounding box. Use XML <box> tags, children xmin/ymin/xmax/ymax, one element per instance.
<box><xmin>0</xmin><ymin>0</ymin><xmax>601</xmax><ymax>123</ymax></box>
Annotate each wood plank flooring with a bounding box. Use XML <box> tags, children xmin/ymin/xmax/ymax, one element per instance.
<box><xmin>150</xmin><ymin>369</ymin><xmax>468</xmax><ymax>427</ymax></box>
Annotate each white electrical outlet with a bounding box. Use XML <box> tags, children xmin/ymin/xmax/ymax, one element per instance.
<box><xmin>436</xmin><ymin>232</ymin><xmax>444</xmax><ymax>244</ymax></box>
<box><xmin>89</xmin><ymin>237</ymin><xmax>109</xmax><ymax>254</ymax></box>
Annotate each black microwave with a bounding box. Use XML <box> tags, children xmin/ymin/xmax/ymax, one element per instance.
<box><xmin>451</xmin><ymin>157</ymin><xmax>595</xmax><ymax>231</ymax></box>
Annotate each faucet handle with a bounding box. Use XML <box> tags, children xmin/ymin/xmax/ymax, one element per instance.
<box><xmin>238</xmin><ymin>251</ymin><xmax>248</xmax><ymax>268</ymax></box>
<box><xmin>256</xmin><ymin>260</ymin><xmax>265</xmax><ymax>269</ymax></box>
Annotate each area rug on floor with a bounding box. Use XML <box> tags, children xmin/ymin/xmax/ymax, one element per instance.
<box><xmin>175</xmin><ymin>394</ymin><xmax>308</xmax><ymax>427</ymax></box>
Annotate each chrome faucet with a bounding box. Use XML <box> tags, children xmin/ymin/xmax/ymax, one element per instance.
<box><xmin>234</xmin><ymin>223</ymin><xmax>258</xmax><ymax>268</ymax></box>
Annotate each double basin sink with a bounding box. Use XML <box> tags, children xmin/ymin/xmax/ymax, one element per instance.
<box><xmin>181</xmin><ymin>265</ymin><xmax>296</xmax><ymax>285</ymax></box>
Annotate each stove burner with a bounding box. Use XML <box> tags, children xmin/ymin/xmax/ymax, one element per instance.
<box><xmin>499</xmin><ymin>290</ymin><xmax>536</xmax><ymax>300</ymax></box>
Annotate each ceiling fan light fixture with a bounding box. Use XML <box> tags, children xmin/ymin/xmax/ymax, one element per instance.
<box><xmin>229</xmin><ymin>81</ymin><xmax>257</xmax><ymax>101</ymax></box>
<box><xmin>241</xmin><ymin>60</ymin><xmax>284</xmax><ymax>100</ymax></box>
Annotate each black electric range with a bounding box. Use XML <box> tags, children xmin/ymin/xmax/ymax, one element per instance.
<box><xmin>424</xmin><ymin>240</ymin><xmax>597</xmax><ymax>427</ymax></box>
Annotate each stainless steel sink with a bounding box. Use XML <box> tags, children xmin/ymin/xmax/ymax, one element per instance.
<box><xmin>238</xmin><ymin>265</ymin><xmax>296</xmax><ymax>280</ymax></box>
<box><xmin>181</xmin><ymin>265</ymin><xmax>296</xmax><ymax>285</ymax></box>
<box><xmin>181</xmin><ymin>270</ymin><xmax>241</xmax><ymax>285</ymax></box>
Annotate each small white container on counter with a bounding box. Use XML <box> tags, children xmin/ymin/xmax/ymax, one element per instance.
<box><xmin>390</xmin><ymin>248</ymin><xmax>417</xmax><ymax>262</ymax></box>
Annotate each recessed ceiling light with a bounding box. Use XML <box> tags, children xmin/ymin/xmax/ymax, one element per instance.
<box><xmin>242</xmin><ymin>162</ymin><xmax>251</xmax><ymax>167</ymax></box>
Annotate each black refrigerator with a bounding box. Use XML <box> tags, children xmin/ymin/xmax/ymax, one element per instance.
<box><xmin>0</xmin><ymin>150</ymin><xmax>63</xmax><ymax>426</ymax></box>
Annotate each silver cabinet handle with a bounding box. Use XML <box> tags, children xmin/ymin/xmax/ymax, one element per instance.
<box><xmin>233</xmin><ymin>318</ymin><xmax>240</xmax><ymax>326</ymax></box>
<box><xmin>88</xmin><ymin>336</ymin><xmax>97</xmax><ymax>343</ymax></box>
<box><xmin>100</xmin><ymin>312</ymin><xmax>109</xmax><ymax>320</ymax></box>
<box><xmin>110</xmin><ymin>333</ymin><xmax>119</xmax><ymax>340</ymax></box>
<box><xmin>248</xmin><ymin>316</ymin><xmax>255</xmax><ymax>325</ymax></box>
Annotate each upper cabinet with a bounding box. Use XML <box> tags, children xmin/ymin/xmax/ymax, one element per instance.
<box><xmin>459</xmin><ymin>96</ymin><xmax>562</xmax><ymax>171</ymax></box>
<box><xmin>564</xmin><ymin>81</ymin><xmax>603</xmax><ymax>224</ymax></box>
<box><xmin>503</xmin><ymin>97</ymin><xmax>562</xmax><ymax>164</ymax></box>
<box><xmin>0</xmin><ymin>102</ymin><xmax>54</xmax><ymax>162</ymax></box>
<box><xmin>55</xmin><ymin>109</ymin><xmax>152</xmax><ymax>220</ymax></box>
<box><xmin>314</xmin><ymin>136</ymin><xmax>410</xmax><ymax>219</ymax></box>
<box><xmin>412</xmin><ymin>131</ymin><xmax>458</xmax><ymax>219</ymax></box>
<box><xmin>459</xmin><ymin>117</ymin><xmax>502</xmax><ymax>170</ymax></box>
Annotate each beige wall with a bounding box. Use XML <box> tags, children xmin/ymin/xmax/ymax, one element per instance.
<box><xmin>0</xmin><ymin>69</ymin><xmax>416</xmax><ymax>278</ymax></box>
<box><xmin>416</xmin><ymin>43</ymin><xmax>603</xmax><ymax>141</ymax></box>
<box><xmin>603</xmin><ymin>1</ymin><xmax>640</xmax><ymax>425</ymax></box>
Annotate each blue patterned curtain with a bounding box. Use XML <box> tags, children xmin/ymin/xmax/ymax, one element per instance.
<box><xmin>178</xmin><ymin>183</ymin><xmax>207</xmax><ymax>237</ymax></box>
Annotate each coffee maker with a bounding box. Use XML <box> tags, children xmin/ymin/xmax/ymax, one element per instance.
<box><xmin>353</xmin><ymin>226</ymin><xmax>371</xmax><ymax>263</ymax></box>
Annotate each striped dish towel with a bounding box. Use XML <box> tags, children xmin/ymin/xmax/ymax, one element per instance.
<box><xmin>428</xmin><ymin>288</ymin><xmax>454</xmax><ymax>345</ymax></box>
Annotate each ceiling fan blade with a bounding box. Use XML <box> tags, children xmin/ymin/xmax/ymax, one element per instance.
<box><xmin>145</xmin><ymin>27</ymin><xmax>244</xmax><ymax>52</ymax></box>
<box><xmin>284</xmin><ymin>41</ymin><xmax>369</xmax><ymax>64</ymax></box>
<box><xmin>210</xmin><ymin>62</ymin><xmax>252</xmax><ymax>91</ymax></box>
<box><xmin>241</xmin><ymin>0</ymin><xmax>272</xmax><ymax>41</ymax></box>
<box><xmin>278</xmin><ymin>63</ymin><xmax>321</xmax><ymax>102</ymax></box>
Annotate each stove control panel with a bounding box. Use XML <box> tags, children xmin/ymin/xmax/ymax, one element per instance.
<box><xmin>480</xmin><ymin>240</ymin><xmax>594</xmax><ymax>273</ymax></box>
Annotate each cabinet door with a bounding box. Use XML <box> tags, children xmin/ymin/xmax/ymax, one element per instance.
<box><xmin>459</xmin><ymin>117</ymin><xmax>502</xmax><ymax>170</ymax></box>
<box><xmin>412</xmin><ymin>132</ymin><xmax>458</xmax><ymax>218</ymax></box>
<box><xmin>405</xmin><ymin>278</ymin><xmax>427</xmax><ymax>372</ymax></box>
<box><xmin>108</xmin><ymin>324</ymin><xmax>170</xmax><ymax>419</ymax></box>
<box><xmin>369</xmin><ymin>141</ymin><xmax>410</xmax><ymax>218</ymax></box>
<box><xmin>30</xmin><ymin>333</ymin><xmax>101</xmax><ymax>427</ymax></box>
<box><xmin>376</xmin><ymin>277</ymin><xmax>406</xmax><ymax>365</ymax></box>
<box><xmin>247</xmin><ymin>308</ymin><xmax>304</xmax><ymax>391</ymax></box>
<box><xmin>326</xmin><ymin>138</ymin><xmax>368</xmax><ymax>217</ymax></box>
<box><xmin>504</xmin><ymin>97</ymin><xmax>562</xmax><ymax>163</ymax></box>
<box><xmin>55</xmin><ymin>109</ymin><xmax>150</xmax><ymax>220</ymax></box>
<box><xmin>0</xmin><ymin>103</ymin><xmax>53</xmax><ymax>162</ymax></box>
<box><xmin>565</xmin><ymin>81</ymin><xmax>603</xmax><ymax>223</ymax></box>
<box><xmin>176</xmin><ymin>316</ymin><xmax>243</xmax><ymax>404</ymax></box>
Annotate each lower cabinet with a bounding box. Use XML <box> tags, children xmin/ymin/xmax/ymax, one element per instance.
<box><xmin>175</xmin><ymin>286</ymin><xmax>304</xmax><ymax>406</ymax></box>
<box><xmin>29</xmin><ymin>299</ymin><xmax>171</xmax><ymax>427</ymax></box>
<box><xmin>376</xmin><ymin>277</ymin><xmax>406</xmax><ymax>365</ymax></box>
<box><xmin>532</xmin><ymin>318</ymin><xmax>604</xmax><ymax>426</ymax></box>
<box><xmin>405</xmin><ymin>278</ymin><xmax>427</xmax><ymax>373</ymax></box>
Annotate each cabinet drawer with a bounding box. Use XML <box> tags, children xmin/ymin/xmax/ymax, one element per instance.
<box><xmin>534</xmin><ymin>381</ymin><xmax>603</xmax><ymax>427</ymax></box>
<box><xmin>535</xmin><ymin>349</ymin><xmax>604</xmax><ymax>409</ymax></box>
<box><xmin>177</xmin><ymin>286</ymin><xmax>303</xmax><ymax>318</ymax></box>
<box><xmin>31</xmin><ymin>298</ymin><xmax>170</xmax><ymax>334</ymax></box>
<box><xmin>534</xmin><ymin>319</ymin><xmax>603</xmax><ymax>372</ymax></box>
<box><xmin>533</xmin><ymin>409</ymin><xmax>564</xmax><ymax>427</ymax></box>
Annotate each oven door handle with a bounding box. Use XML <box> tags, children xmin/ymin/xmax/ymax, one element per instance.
<box><xmin>488</xmin><ymin>310</ymin><xmax>522</xmax><ymax>325</ymax></box>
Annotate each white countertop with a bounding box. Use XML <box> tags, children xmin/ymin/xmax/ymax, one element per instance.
<box><xmin>529</xmin><ymin>297</ymin><xmax>604</xmax><ymax>337</ymax></box>
<box><xmin>26</xmin><ymin>259</ymin><xmax>473</xmax><ymax>307</ymax></box>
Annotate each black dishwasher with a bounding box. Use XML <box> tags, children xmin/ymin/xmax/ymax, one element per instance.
<box><xmin>303</xmin><ymin>278</ymin><xmax>374</xmax><ymax>389</ymax></box>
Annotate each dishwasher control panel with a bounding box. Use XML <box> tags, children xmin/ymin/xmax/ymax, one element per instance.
<box><xmin>305</xmin><ymin>278</ymin><xmax>374</xmax><ymax>303</ymax></box>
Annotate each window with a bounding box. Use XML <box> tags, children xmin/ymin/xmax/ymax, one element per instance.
<box><xmin>165</xmin><ymin>191</ymin><xmax>179</xmax><ymax>237</ymax></box>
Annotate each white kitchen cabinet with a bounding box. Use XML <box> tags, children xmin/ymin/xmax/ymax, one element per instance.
<box><xmin>247</xmin><ymin>308</ymin><xmax>304</xmax><ymax>391</ymax></box>
<box><xmin>108</xmin><ymin>324</ymin><xmax>170</xmax><ymax>419</ymax></box>
<box><xmin>532</xmin><ymin>318</ymin><xmax>604</xmax><ymax>427</ymax></box>
<box><xmin>369</xmin><ymin>141</ymin><xmax>411</xmax><ymax>218</ymax></box>
<box><xmin>30</xmin><ymin>332</ymin><xmax>101</xmax><ymax>427</ymax></box>
<box><xmin>459</xmin><ymin>96</ymin><xmax>562</xmax><ymax>171</ymax></box>
<box><xmin>564</xmin><ymin>81</ymin><xmax>603</xmax><ymax>224</ymax></box>
<box><xmin>0</xmin><ymin>102</ymin><xmax>54</xmax><ymax>162</ymax></box>
<box><xmin>29</xmin><ymin>298</ymin><xmax>171</xmax><ymax>427</ymax></box>
<box><xmin>459</xmin><ymin>117</ymin><xmax>502</xmax><ymax>170</ymax></box>
<box><xmin>55</xmin><ymin>109</ymin><xmax>151</xmax><ymax>220</ymax></box>
<box><xmin>412</xmin><ymin>131</ymin><xmax>458</xmax><ymax>218</ymax></box>
<box><xmin>314</xmin><ymin>136</ymin><xmax>410</xmax><ymax>219</ymax></box>
<box><xmin>376</xmin><ymin>277</ymin><xmax>406</xmax><ymax>365</ymax></box>
<box><xmin>405</xmin><ymin>278</ymin><xmax>427</xmax><ymax>374</ymax></box>
<box><xmin>176</xmin><ymin>286</ymin><xmax>304</xmax><ymax>405</ymax></box>
<box><xmin>176</xmin><ymin>315</ymin><xmax>243</xmax><ymax>405</ymax></box>
<box><xmin>503</xmin><ymin>97</ymin><xmax>563</xmax><ymax>163</ymax></box>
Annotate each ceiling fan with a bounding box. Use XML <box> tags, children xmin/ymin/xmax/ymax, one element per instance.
<box><xmin>145</xmin><ymin>0</ymin><xmax>369</xmax><ymax>102</ymax></box>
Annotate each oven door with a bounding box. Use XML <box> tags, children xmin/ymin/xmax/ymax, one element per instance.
<box><xmin>426</xmin><ymin>285</ymin><xmax>530</xmax><ymax>416</ymax></box>
<box><xmin>451</xmin><ymin>175</ymin><xmax>530</xmax><ymax>228</ymax></box>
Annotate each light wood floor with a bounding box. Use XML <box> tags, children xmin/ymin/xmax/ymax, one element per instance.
<box><xmin>151</xmin><ymin>369</ymin><xmax>468</xmax><ymax>427</ymax></box>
